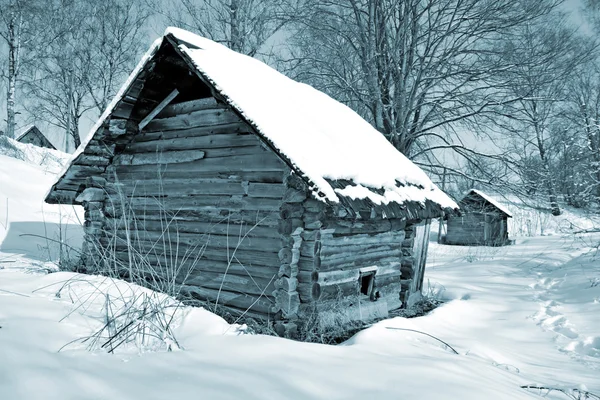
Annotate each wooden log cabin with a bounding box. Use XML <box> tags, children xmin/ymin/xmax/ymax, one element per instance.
<box><xmin>445</xmin><ymin>189</ymin><xmax>512</xmax><ymax>246</ymax></box>
<box><xmin>16</xmin><ymin>125</ymin><xmax>56</xmax><ymax>150</ymax></box>
<box><xmin>45</xmin><ymin>28</ymin><xmax>458</xmax><ymax>336</ymax></box>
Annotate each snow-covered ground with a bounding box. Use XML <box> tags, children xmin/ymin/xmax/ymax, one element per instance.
<box><xmin>1</xmin><ymin>150</ymin><xmax>599</xmax><ymax>399</ymax></box>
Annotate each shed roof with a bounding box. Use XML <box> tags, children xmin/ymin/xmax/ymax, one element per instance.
<box><xmin>15</xmin><ymin>125</ymin><xmax>56</xmax><ymax>150</ymax></box>
<box><xmin>46</xmin><ymin>28</ymin><xmax>457</xmax><ymax>215</ymax></box>
<box><xmin>463</xmin><ymin>189</ymin><xmax>512</xmax><ymax>217</ymax></box>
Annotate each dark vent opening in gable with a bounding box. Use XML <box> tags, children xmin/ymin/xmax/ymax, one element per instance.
<box><xmin>129</xmin><ymin>39</ymin><xmax>214</xmax><ymax>123</ymax></box>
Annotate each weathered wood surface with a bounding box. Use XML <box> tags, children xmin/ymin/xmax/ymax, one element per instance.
<box><xmin>108</xmin><ymin>251</ymin><xmax>277</xmax><ymax>297</ymax></box>
<box><xmin>157</xmin><ymin>97</ymin><xmax>222</xmax><ymax>118</ymax></box>
<box><xmin>143</xmin><ymin>108</ymin><xmax>243</xmax><ymax>132</ymax></box>
<box><xmin>125</xmin><ymin>132</ymin><xmax>259</xmax><ymax>153</ymax></box>
<box><xmin>103</xmin><ymin>197</ymin><xmax>283</xmax><ymax>219</ymax></box>
<box><xmin>106</xmin><ymin>217</ymin><xmax>282</xmax><ymax>240</ymax></box>
<box><xmin>107</xmin><ymin>178</ymin><xmax>285</xmax><ymax>199</ymax></box>
<box><xmin>106</xmin><ymin>248</ymin><xmax>279</xmax><ymax>280</ymax></box>
<box><xmin>111</xmin><ymin>153</ymin><xmax>284</xmax><ymax>175</ymax></box>
<box><xmin>129</xmin><ymin>122</ymin><xmax>251</xmax><ymax>144</ymax></box>
<box><xmin>113</xmin><ymin>150</ymin><xmax>206</xmax><ymax>166</ymax></box>
<box><xmin>103</xmin><ymin>207</ymin><xmax>279</xmax><ymax>228</ymax></box>
<box><xmin>180</xmin><ymin>285</ymin><xmax>274</xmax><ymax>316</ymax></box>
<box><xmin>108</xmin><ymin>229</ymin><xmax>282</xmax><ymax>252</ymax></box>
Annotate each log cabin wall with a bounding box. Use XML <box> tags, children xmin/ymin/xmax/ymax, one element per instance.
<box><xmin>288</xmin><ymin>194</ymin><xmax>430</xmax><ymax>328</ymax></box>
<box><xmin>446</xmin><ymin>212</ymin><xmax>508</xmax><ymax>246</ymax></box>
<box><xmin>445</xmin><ymin>213</ymin><xmax>486</xmax><ymax>245</ymax></box>
<box><xmin>99</xmin><ymin>103</ymin><xmax>288</xmax><ymax>320</ymax></box>
<box><xmin>76</xmin><ymin>40</ymin><xmax>290</xmax><ymax>321</ymax></box>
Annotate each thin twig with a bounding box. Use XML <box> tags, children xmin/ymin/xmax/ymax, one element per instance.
<box><xmin>385</xmin><ymin>327</ymin><xmax>459</xmax><ymax>354</ymax></box>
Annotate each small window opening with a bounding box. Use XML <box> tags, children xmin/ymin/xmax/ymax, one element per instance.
<box><xmin>359</xmin><ymin>272</ymin><xmax>376</xmax><ymax>296</ymax></box>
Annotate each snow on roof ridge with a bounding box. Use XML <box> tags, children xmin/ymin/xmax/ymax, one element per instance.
<box><xmin>468</xmin><ymin>189</ymin><xmax>513</xmax><ymax>217</ymax></box>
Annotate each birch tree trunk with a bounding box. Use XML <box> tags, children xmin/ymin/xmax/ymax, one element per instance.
<box><xmin>5</xmin><ymin>10</ymin><xmax>21</xmax><ymax>139</ymax></box>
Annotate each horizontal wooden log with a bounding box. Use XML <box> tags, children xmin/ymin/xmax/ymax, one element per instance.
<box><xmin>110</xmin><ymin>168</ymin><xmax>285</xmax><ymax>184</ymax></box>
<box><xmin>111</xmin><ymin>178</ymin><xmax>249</xmax><ymax>197</ymax></box>
<box><xmin>125</xmin><ymin>133</ymin><xmax>260</xmax><ymax>153</ymax></box>
<box><xmin>157</xmin><ymin>97</ymin><xmax>222</xmax><ymax>118</ymax></box>
<box><xmin>106</xmin><ymin>217</ymin><xmax>282</xmax><ymax>240</ymax></box>
<box><xmin>297</xmin><ymin>282</ymin><xmax>321</xmax><ymax>302</ymax></box>
<box><xmin>113</xmin><ymin>150</ymin><xmax>206</xmax><ymax>166</ymax></box>
<box><xmin>46</xmin><ymin>189</ymin><xmax>77</xmax><ymax>204</ymax></box>
<box><xmin>76</xmin><ymin>154</ymin><xmax>111</xmax><ymax>166</ymax></box>
<box><xmin>107</xmin><ymin>229</ymin><xmax>281</xmax><ymax>253</ymax></box>
<box><xmin>297</xmin><ymin>256</ymin><xmax>320</xmax><ymax>271</ymax></box>
<box><xmin>180</xmin><ymin>285</ymin><xmax>273</xmax><ymax>315</ymax></box>
<box><xmin>130</xmin><ymin>122</ymin><xmax>252</xmax><ymax>144</ymax></box>
<box><xmin>103</xmin><ymin>207</ymin><xmax>278</xmax><ymax>227</ymax></box>
<box><xmin>184</xmin><ymin>271</ymin><xmax>276</xmax><ymax>298</ymax></box>
<box><xmin>113</xmin><ymin>153</ymin><xmax>285</xmax><ymax>174</ymax></box>
<box><xmin>144</xmin><ymin>108</ymin><xmax>243</xmax><ymax>132</ymax></box>
<box><xmin>318</xmin><ymin>281</ymin><xmax>359</xmax><ymax>300</ymax></box>
<box><xmin>104</xmin><ymin>194</ymin><xmax>283</xmax><ymax>214</ymax></box>
<box><xmin>105</xmin><ymin>253</ymin><xmax>277</xmax><ymax>298</ymax></box>
<box><xmin>320</xmin><ymin>243</ymin><xmax>400</xmax><ymax>262</ymax></box>
<box><xmin>299</xmin><ymin>240</ymin><xmax>320</xmax><ymax>258</ymax></box>
<box><xmin>105</xmin><ymin>249</ymin><xmax>279</xmax><ymax>280</ymax></box>
<box><xmin>326</xmin><ymin>219</ymin><xmax>407</xmax><ymax>236</ymax></box>
<box><xmin>318</xmin><ymin>264</ymin><xmax>401</xmax><ymax>286</ymax></box>
<box><xmin>320</xmin><ymin>254</ymin><xmax>402</xmax><ymax>272</ymax></box>
<box><xmin>297</xmin><ymin>270</ymin><xmax>319</xmax><ymax>283</ymax></box>
<box><xmin>247</xmin><ymin>182</ymin><xmax>285</xmax><ymax>198</ymax></box>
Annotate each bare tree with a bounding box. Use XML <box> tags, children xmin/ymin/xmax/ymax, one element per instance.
<box><xmin>154</xmin><ymin>0</ymin><xmax>299</xmax><ymax>57</ymax></box>
<box><xmin>498</xmin><ymin>16</ymin><xmax>595</xmax><ymax>215</ymax></box>
<box><xmin>24</xmin><ymin>0</ymin><xmax>149</xmax><ymax>152</ymax></box>
<box><xmin>80</xmin><ymin>1</ymin><xmax>149</xmax><ymax>113</ymax></box>
<box><xmin>286</xmin><ymin>0</ymin><xmax>560</xmax><ymax>164</ymax></box>
<box><xmin>0</xmin><ymin>0</ymin><xmax>43</xmax><ymax>138</ymax></box>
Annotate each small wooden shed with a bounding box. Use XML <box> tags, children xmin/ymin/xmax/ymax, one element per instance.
<box><xmin>445</xmin><ymin>189</ymin><xmax>512</xmax><ymax>246</ymax></box>
<box><xmin>16</xmin><ymin>125</ymin><xmax>56</xmax><ymax>150</ymax></box>
<box><xmin>45</xmin><ymin>28</ymin><xmax>457</xmax><ymax>335</ymax></box>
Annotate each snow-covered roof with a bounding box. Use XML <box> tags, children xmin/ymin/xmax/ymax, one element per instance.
<box><xmin>48</xmin><ymin>28</ymin><xmax>457</xmax><ymax>213</ymax></box>
<box><xmin>465</xmin><ymin>189</ymin><xmax>512</xmax><ymax>217</ymax></box>
<box><xmin>15</xmin><ymin>124</ymin><xmax>40</xmax><ymax>141</ymax></box>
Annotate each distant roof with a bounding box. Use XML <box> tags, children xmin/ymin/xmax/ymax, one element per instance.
<box><xmin>15</xmin><ymin>125</ymin><xmax>56</xmax><ymax>150</ymax></box>
<box><xmin>464</xmin><ymin>189</ymin><xmax>512</xmax><ymax>217</ymax></box>
<box><xmin>15</xmin><ymin>124</ymin><xmax>38</xmax><ymax>141</ymax></box>
<box><xmin>48</xmin><ymin>28</ymin><xmax>457</xmax><ymax>214</ymax></box>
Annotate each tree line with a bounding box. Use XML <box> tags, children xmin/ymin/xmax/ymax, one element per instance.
<box><xmin>1</xmin><ymin>0</ymin><xmax>599</xmax><ymax>214</ymax></box>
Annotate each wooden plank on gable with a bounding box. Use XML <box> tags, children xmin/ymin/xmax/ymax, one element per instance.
<box><xmin>138</xmin><ymin>89</ymin><xmax>180</xmax><ymax>130</ymax></box>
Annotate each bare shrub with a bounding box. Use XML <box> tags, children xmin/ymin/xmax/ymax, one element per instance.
<box><xmin>54</xmin><ymin>276</ymin><xmax>183</xmax><ymax>353</ymax></box>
